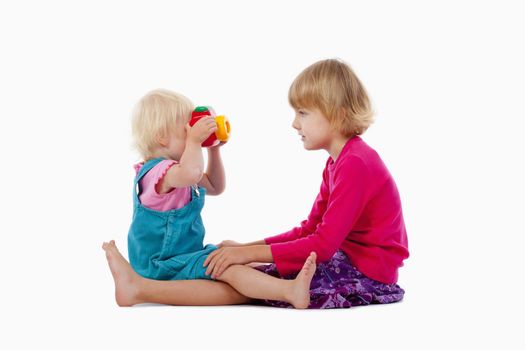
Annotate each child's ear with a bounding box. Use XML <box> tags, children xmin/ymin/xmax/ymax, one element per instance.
<box><xmin>156</xmin><ymin>132</ymin><xmax>169</xmax><ymax>147</ymax></box>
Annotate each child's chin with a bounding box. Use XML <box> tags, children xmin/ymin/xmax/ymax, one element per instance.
<box><xmin>303</xmin><ymin>142</ymin><xmax>320</xmax><ymax>151</ymax></box>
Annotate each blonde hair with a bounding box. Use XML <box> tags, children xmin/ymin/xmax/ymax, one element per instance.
<box><xmin>131</xmin><ymin>89</ymin><xmax>194</xmax><ymax>160</ymax></box>
<box><xmin>288</xmin><ymin>58</ymin><xmax>374</xmax><ymax>136</ymax></box>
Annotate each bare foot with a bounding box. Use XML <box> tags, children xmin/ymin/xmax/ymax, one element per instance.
<box><xmin>288</xmin><ymin>252</ymin><xmax>317</xmax><ymax>309</ymax></box>
<box><xmin>102</xmin><ymin>240</ymin><xmax>142</xmax><ymax>306</ymax></box>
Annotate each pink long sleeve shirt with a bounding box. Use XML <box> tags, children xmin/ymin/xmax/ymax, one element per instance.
<box><xmin>264</xmin><ymin>136</ymin><xmax>409</xmax><ymax>284</ymax></box>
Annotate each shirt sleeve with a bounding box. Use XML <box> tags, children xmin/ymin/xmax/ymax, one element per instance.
<box><xmin>146</xmin><ymin>160</ymin><xmax>178</xmax><ymax>193</ymax></box>
<box><xmin>269</xmin><ymin>156</ymin><xmax>370</xmax><ymax>276</ymax></box>
<box><xmin>264</xmin><ymin>159</ymin><xmax>331</xmax><ymax>245</ymax></box>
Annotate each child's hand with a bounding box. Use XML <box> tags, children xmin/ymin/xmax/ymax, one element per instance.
<box><xmin>203</xmin><ymin>247</ymin><xmax>253</xmax><ymax>279</ymax></box>
<box><xmin>208</xmin><ymin>140</ymin><xmax>227</xmax><ymax>150</ymax></box>
<box><xmin>216</xmin><ymin>240</ymin><xmax>242</xmax><ymax>248</ymax></box>
<box><xmin>186</xmin><ymin>116</ymin><xmax>217</xmax><ymax>144</ymax></box>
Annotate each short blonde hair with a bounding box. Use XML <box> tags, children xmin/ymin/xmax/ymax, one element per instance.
<box><xmin>288</xmin><ymin>59</ymin><xmax>374</xmax><ymax>136</ymax></box>
<box><xmin>131</xmin><ymin>89</ymin><xmax>194</xmax><ymax>159</ymax></box>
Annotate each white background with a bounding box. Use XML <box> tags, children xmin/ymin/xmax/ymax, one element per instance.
<box><xmin>1</xmin><ymin>0</ymin><xmax>524</xmax><ymax>349</ymax></box>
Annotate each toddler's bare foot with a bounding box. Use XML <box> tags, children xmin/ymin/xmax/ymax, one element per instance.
<box><xmin>288</xmin><ymin>252</ymin><xmax>317</xmax><ymax>309</ymax></box>
<box><xmin>102</xmin><ymin>240</ymin><xmax>142</xmax><ymax>306</ymax></box>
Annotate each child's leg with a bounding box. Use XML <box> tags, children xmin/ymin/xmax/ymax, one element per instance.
<box><xmin>216</xmin><ymin>252</ymin><xmax>317</xmax><ymax>309</ymax></box>
<box><xmin>102</xmin><ymin>241</ymin><xmax>250</xmax><ymax>306</ymax></box>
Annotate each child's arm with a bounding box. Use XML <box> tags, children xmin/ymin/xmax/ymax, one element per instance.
<box><xmin>218</xmin><ymin>239</ymin><xmax>266</xmax><ymax>247</ymax></box>
<box><xmin>206</xmin><ymin>156</ymin><xmax>369</xmax><ymax>278</ymax></box>
<box><xmin>203</xmin><ymin>244</ymin><xmax>273</xmax><ymax>278</ymax></box>
<box><xmin>264</xmin><ymin>160</ymin><xmax>331</xmax><ymax>244</ymax></box>
<box><xmin>198</xmin><ymin>146</ymin><xmax>225</xmax><ymax>195</ymax></box>
<box><xmin>265</xmin><ymin>156</ymin><xmax>369</xmax><ymax>275</ymax></box>
<box><xmin>160</xmin><ymin>117</ymin><xmax>217</xmax><ymax>191</ymax></box>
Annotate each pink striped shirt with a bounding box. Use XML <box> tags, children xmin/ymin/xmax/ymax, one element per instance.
<box><xmin>265</xmin><ymin>136</ymin><xmax>409</xmax><ymax>284</ymax></box>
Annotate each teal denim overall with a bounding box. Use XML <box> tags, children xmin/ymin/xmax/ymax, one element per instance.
<box><xmin>127</xmin><ymin>157</ymin><xmax>217</xmax><ymax>280</ymax></box>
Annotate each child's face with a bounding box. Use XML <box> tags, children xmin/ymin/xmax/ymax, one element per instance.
<box><xmin>292</xmin><ymin>107</ymin><xmax>333</xmax><ymax>151</ymax></box>
<box><xmin>165</xmin><ymin>126</ymin><xmax>187</xmax><ymax>161</ymax></box>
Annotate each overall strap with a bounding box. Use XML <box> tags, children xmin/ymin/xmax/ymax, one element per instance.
<box><xmin>133</xmin><ymin>157</ymin><xmax>165</xmax><ymax>204</ymax></box>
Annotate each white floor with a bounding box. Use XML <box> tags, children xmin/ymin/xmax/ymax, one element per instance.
<box><xmin>2</xmin><ymin>255</ymin><xmax>520</xmax><ymax>349</ymax></box>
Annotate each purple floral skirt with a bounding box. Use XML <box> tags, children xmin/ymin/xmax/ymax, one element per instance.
<box><xmin>253</xmin><ymin>250</ymin><xmax>405</xmax><ymax>309</ymax></box>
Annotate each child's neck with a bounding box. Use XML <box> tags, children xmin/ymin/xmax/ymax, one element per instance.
<box><xmin>149</xmin><ymin>148</ymin><xmax>177</xmax><ymax>162</ymax></box>
<box><xmin>328</xmin><ymin>134</ymin><xmax>353</xmax><ymax>162</ymax></box>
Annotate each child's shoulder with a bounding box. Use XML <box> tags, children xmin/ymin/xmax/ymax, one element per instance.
<box><xmin>338</xmin><ymin>136</ymin><xmax>375</xmax><ymax>162</ymax></box>
<box><xmin>134</xmin><ymin>159</ymin><xmax>179</xmax><ymax>177</ymax></box>
<box><xmin>333</xmin><ymin>137</ymin><xmax>388</xmax><ymax>177</ymax></box>
<box><xmin>133</xmin><ymin>162</ymin><xmax>144</xmax><ymax>174</ymax></box>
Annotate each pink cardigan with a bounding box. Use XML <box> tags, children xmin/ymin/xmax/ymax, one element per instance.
<box><xmin>265</xmin><ymin>136</ymin><xmax>409</xmax><ymax>284</ymax></box>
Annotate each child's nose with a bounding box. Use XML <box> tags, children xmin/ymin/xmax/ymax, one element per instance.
<box><xmin>292</xmin><ymin>117</ymin><xmax>300</xmax><ymax>130</ymax></box>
